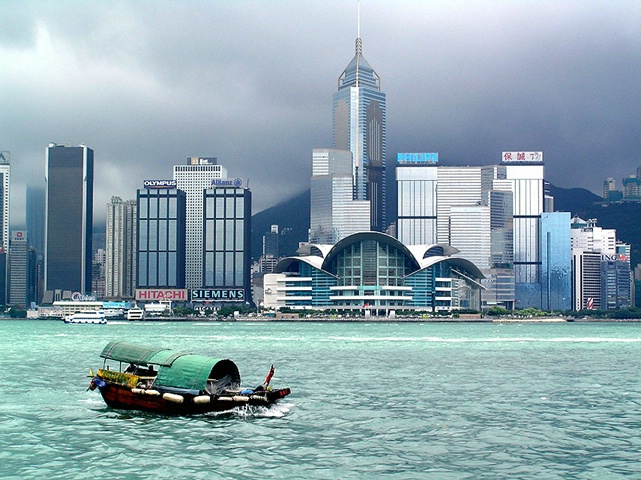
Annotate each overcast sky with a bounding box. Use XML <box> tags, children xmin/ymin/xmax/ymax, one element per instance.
<box><xmin>2</xmin><ymin>0</ymin><xmax>639</xmax><ymax>226</ymax></box>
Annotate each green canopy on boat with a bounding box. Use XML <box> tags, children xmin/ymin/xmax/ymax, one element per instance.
<box><xmin>99</xmin><ymin>341</ymin><xmax>241</xmax><ymax>392</ymax></box>
<box><xmin>100</xmin><ymin>341</ymin><xmax>184</xmax><ymax>366</ymax></box>
<box><xmin>154</xmin><ymin>355</ymin><xmax>240</xmax><ymax>391</ymax></box>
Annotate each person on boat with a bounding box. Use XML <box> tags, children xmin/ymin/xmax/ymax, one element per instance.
<box><xmin>125</xmin><ymin>364</ymin><xmax>136</xmax><ymax>374</ymax></box>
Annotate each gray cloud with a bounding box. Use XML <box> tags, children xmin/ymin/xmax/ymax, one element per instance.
<box><xmin>1</xmin><ymin>0</ymin><xmax>638</xmax><ymax>227</ymax></box>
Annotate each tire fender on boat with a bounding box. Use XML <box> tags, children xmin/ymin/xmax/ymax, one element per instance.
<box><xmin>131</xmin><ymin>388</ymin><xmax>145</xmax><ymax>394</ymax></box>
<box><xmin>163</xmin><ymin>392</ymin><xmax>184</xmax><ymax>403</ymax></box>
<box><xmin>193</xmin><ymin>395</ymin><xmax>211</xmax><ymax>404</ymax></box>
<box><xmin>145</xmin><ymin>389</ymin><xmax>161</xmax><ymax>396</ymax></box>
<box><xmin>232</xmin><ymin>395</ymin><xmax>249</xmax><ymax>402</ymax></box>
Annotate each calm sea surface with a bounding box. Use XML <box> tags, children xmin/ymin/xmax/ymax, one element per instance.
<box><xmin>0</xmin><ymin>320</ymin><xmax>639</xmax><ymax>479</ymax></box>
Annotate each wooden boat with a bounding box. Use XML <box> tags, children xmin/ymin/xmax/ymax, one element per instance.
<box><xmin>89</xmin><ymin>340</ymin><xmax>290</xmax><ymax>414</ymax></box>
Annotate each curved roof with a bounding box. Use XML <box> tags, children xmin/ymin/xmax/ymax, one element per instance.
<box><xmin>406</xmin><ymin>244</ymin><xmax>460</xmax><ymax>262</ymax></box>
<box><xmin>296</xmin><ymin>243</ymin><xmax>333</xmax><ymax>258</ymax></box>
<box><xmin>322</xmin><ymin>231</ymin><xmax>421</xmax><ymax>271</ymax></box>
<box><xmin>272</xmin><ymin>232</ymin><xmax>485</xmax><ymax>282</ymax></box>
<box><xmin>273</xmin><ymin>255</ymin><xmax>327</xmax><ymax>274</ymax></box>
<box><xmin>414</xmin><ymin>256</ymin><xmax>485</xmax><ymax>280</ymax></box>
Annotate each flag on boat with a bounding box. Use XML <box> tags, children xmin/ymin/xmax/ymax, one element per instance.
<box><xmin>264</xmin><ymin>365</ymin><xmax>275</xmax><ymax>386</ymax></box>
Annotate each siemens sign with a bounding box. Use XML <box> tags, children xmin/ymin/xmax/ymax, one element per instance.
<box><xmin>191</xmin><ymin>288</ymin><xmax>245</xmax><ymax>302</ymax></box>
<box><xmin>144</xmin><ymin>180</ymin><xmax>177</xmax><ymax>189</ymax></box>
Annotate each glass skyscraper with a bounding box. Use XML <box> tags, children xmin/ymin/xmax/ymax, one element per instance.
<box><xmin>540</xmin><ymin>212</ymin><xmax>571</xmax><ymax>311</ymax></box>
<box><xmin>136</xmin><ymin>188</ymin><xmax>186</xmax><ymax>288</ymax></box>
<box><xmin>202</xmin><ymin>186</ymin><xmax>251</xmax><ymax>301</ymax></box>
<box><xmin>333</xmin><ymin>36</ymin><xmax>386</xmax><ymax>231</ymax></box>
<box><xmin>396</xmin><ymin>153</ymin><xmax>438</xmax><ymax>245</ymax></box>
<box><xmin>503</xmin><ymin>155</ymin><xmax>545</xmax><ymax>307</ymax></box>
<box><xmin>45</xmin><ymin>144</ymin><xmax>93</xmax><ymax>294</ymax></box>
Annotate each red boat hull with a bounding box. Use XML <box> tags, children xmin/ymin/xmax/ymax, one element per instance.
<box><xmin>96</xmin><ymin>382</ymin><xmax>290</xmax><ymax>415</ymax></box>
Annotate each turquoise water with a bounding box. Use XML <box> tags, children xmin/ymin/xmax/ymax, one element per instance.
<box><xmin>0</xmin><ymin>320</ymin><xmax>639</xmax><ymax>479</ymax></box>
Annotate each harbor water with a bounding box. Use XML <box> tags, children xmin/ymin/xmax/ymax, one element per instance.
<box><xmin>0</xmin><ymin>320</ymin><xmax>639</xmax><ymax>479</ymax></box>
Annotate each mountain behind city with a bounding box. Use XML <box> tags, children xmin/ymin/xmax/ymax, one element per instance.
<box><xmin>250</xmin><ymin>184</ymin><xmax>640</xmax><ymax>266</ymax></box>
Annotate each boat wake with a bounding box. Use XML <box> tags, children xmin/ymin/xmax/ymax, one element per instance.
<box><xmin>207</xmin><ymin>401</ymin><xmax>293</xmax><ymax>419</ymax></box>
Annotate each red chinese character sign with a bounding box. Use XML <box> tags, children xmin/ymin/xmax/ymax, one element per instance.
<box><xmin>502</xmin><ymin>151</ymin><xmax>543</xmax><ymax>163</ymax></box>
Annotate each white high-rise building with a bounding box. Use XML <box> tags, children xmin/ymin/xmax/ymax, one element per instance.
<box><xmin>105</xmin><ymin>197</ymin><xmax>137</xmax><ymax>299</ymax></box>
<box><xmin>309</xmin><ymin>149</ymin><xmax>370</xmax><ymax>244</ymax></box>
<box><xmin>570</xmin><ymin>220</ymin><xmax>616</xmax><ymax>255</ymax></box>
<box><xmin>502</xmin><ymin>152</ymin><xmax>545</xmax><ymax>307</ymax></box>
<box><xmin>0</xmin><ymin>152</ymin><xmax>10</xmax><ymax>255</ymax></box>
<box><xmin>0</xmin><ymin>151</ymin><xmax>9</xmax><ymax>306</ymax></box>
<box><xmin>173</xmin><ymin>157</ymin><xmax>226</xmax><ymax>288</ymax></box>
<box><xmin>436</xmin><ymin>166</ymin><xmax>483</xmax><ymax>245</ymax></box>
<box><xmin>396</xmin><ymin>153</ymin><xmax>437</xmax><ymax>245</ymax></box>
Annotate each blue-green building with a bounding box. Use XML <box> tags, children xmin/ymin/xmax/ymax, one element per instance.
<box><xmin>264</xmin><ymin>232</ymin><xmax>484</xmax><ymax>313</ymax></box>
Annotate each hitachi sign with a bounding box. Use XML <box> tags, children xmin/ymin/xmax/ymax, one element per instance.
<box><xmin>136</xmin><ymin>289</ymin><xmax>187</xmax><ymax>301</ymax></box>
<box><xmin>144</xmin><ymin>180</ymin><xmax>177</xmax><ymax>189</ymax></box>
<box><xmin>191</xmin><ymin>288</ymin><xmax>245</xmax><ymax>302</ymax></box>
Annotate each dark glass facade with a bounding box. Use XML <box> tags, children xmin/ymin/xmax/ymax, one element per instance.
<box><xmin>136</xmin><ymin>188</ymin><xmax>186</xmax><ymax>288</ymax></box>
<box><xmin>202</xmin><ymin>187</ymin><xmax>251</xmax><ymax>301</ymax></box>
<box><xmin>45</xmin><ymin>145</ymin><xmax>93</xmax><ymax>293</ymax></box>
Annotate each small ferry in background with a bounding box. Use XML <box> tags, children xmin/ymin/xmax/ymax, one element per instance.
<box><xmin>126</xmin><ymin>306</ymin><xmax>145</xmax><ymax>321</ymax></box>
<box><xmin>64</xmin><ymin>310</ymin><xmax>107</xmax><ymax>324</ymax></box>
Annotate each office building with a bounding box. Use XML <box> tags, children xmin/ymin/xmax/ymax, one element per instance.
<box><xmin>540</xmin><ymin>212</ymin><xmax>571</xmax><ymax>311</ymax></box>
<box><xmin>105</xmin><ymin>197</ymin><xmax>137</xmax><ymax>299</ymax></box>
<box><xmin>485</xmin><ymin>189</ymin><xmax>515</xmax><ymax>309</ymax></box>
<box><xmin>92</xmin><ymin>248</ymin><xmax>106</xmax><ymax>299</ymax></box>
<box><xmin>260</xmin><ymin>225</ymin><xmax>280</xmax><ymax>274</ymax></box>
<box><xmin>136</xmin><ymin>185</ymin><xmax>186</xmax><ymax>288</ymax></box>
<box><xmin>501</xmin><ymin>152</ymin><xmax>545</xmax><ymax>307</ymax></box>
<box><xmin>0</xmin><ymin>151</ymin><xmax>9</xmax><ymax>305</ymax></box>
<box><xmin>310</xmin><ymin>149</ymin><xmax>370</xmax><ymax>243</ymax></box>
<box><xmin>601</xmin><ymin>244</ymin><xmax>631</xmax><ymax>309</ymax></box>
<box><xmin>436</xmin><ymin>167</ymin><xmax>483</xmax><ymax>245</ymax></box>
<box><xmin>396</xmin><ymin>153</ymin><xmax>438</xmax><ymax>245</ymax></box>
<box><xmin>570</xmin><ymin>217</ymin><xmax>616</xmax><ymax>254</ymax></box>
<box><xmin>333</xmin><ymin>30</ymin><xmax>386</xmax><ymax>231</ymax></box>
<box><xmin>173</xmin><ymin>157</ymin><xmax>225</xmax><ymax>288</ymax></box>
<box><xmin>202</xmin><ymin>184</ymin><xmax>252</xmax><ymax>303</ymax></box>
<box><xmin>45</xmin><ymin>144</ymin><xmax>94</xmax><ymax>294</ymax></box>
<box><xmin>26</xmin><ymin>186</ymin><xmax>45</xmax><ymax>256</ymax></box>
<box><xmin>572</xmin><ymin>249</ymin><xmax>602</xmax><ymax>310</ymax></box>
<box><xmin>8</xmin><ymin>231</ymin><xmax>34</xmax><ymax>307</ymax></box>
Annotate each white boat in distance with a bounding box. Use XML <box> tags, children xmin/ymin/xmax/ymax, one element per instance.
<box><xmin>64</xmin><ymin>310</ymin><xmax>107</xmax><ymax>325</ymax></box>
<box><xmin>126</xmin><ymin>307</ymin><xmax>144</xmax><ymax>321</ymax></box>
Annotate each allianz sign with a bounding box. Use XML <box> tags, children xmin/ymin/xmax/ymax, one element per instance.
<box><xmin>191</xmin><ymin>289</ymin><xmax>245</xmax><ymax>302</ymax></box>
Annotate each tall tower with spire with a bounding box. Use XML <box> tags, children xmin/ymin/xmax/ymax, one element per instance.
<box><xmin>332</xmin><ymin>4</ymin><xmax>386</xmax><ymax>232</ymax></box>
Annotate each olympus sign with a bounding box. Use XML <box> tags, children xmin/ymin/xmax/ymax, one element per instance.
<box><xmin>143</xmin><ymin>180</ymin><xmax>177</xmax><ymax>189</ymax></box>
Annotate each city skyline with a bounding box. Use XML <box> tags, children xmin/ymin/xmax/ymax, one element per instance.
<box><xmin>1</xmin><ymin>1</ymin><xmax>639</xmax><ymax>227</ymax></box>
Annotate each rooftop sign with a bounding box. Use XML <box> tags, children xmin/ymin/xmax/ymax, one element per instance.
<box><xmin>210</xmin><ymin>178</ymin><xmax>243</xmax><ymax>188</ymax></box>
<box><xmin>502</xmin><ymin>152</ymin><xmax>543</xmax><ymax>163</ymax></box>
<box><xmin>397</xmin><ymin>153</ymin><xmax>438</xmax><ymax>164</ymax></box>
<box><xmin>144</xmin><ymin>180</ymin><xmax>177</xmax><ymax>189</ymax></box>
